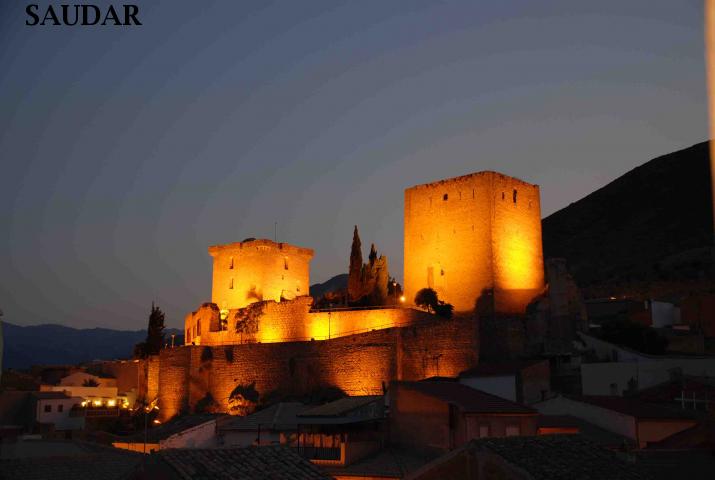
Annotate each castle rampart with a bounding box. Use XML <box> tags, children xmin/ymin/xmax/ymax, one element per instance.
<box><xmin>158</xmin><ymin>315</ymin><xmax>478</xmax><ymax>421</ymax></box>
<box><xmin>404</xmin><ymin>171</ymin><xmax>544</xmax><ymax>314</ymax></box>
<box><xmin>186</xmin><ymin>296</ymin><xmax>433</xmax><ymax>345</ymax></box>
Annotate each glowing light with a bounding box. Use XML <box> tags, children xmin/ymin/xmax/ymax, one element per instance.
<box><xmin>400</xmin><ymin>296</ymin><xmax>406</xmax><ymax>302</ymax></box>
<box><xmin>81</xmin><ymin>401</ymin><xmax>88</xmax><ymax>407</ymax></box>
<box><xmin>107</xmin><ymin>399</ymin><xmax>116</xmax><ymax>407</ymax></box>
<box><xmin>93</xmin><ymin>400</ymin><xmax>102</xmax><ymax>407</ymax></box>
<box><xmin>153</xmin><ymin>419</ymin><xmax>161</xmax><ymax>424</ymax></box>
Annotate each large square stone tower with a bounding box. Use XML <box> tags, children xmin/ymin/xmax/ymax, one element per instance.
<box><xmin>208</xmin><ymin>238</ymin><xmax>314</xmax><ymax>312</ymax></box>
<box><xmin>404</xmin><ymin>171</ymin><xmax>544</xmax><ymax>314</ymax></box>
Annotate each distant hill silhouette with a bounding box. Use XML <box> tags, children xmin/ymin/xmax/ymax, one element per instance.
<box><xmin>542</xmin><ymin>141</ymin><xmax>714</xmax><ymax>298</ymax></box>
<box><xmin>310</xmin><ymin>273</ymin><xmax>348</xmax><ymax>299</ymax></box>
<box><xmin>1</xmin><ymin>322</ymin><xmax>183</xmax><ymax>370</ymax></box>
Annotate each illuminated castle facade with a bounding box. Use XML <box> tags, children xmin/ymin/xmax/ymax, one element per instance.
<box><xmin>167</xmin><ymin>170</ymin><xmax>544</xmax><ymax>420</ymax></box>
<box><xmin>208</xmin><ymin>239</ymin><xmax>313</xmax><ymax>312</ymax></box>
<box><xmin>404</xmin><ymin>171</ymin><xmax>544</xmax><ymax>313</ymax></box>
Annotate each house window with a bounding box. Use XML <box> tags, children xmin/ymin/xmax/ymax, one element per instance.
<box><xmin>44</xmin><ymin>404</ymin><xmax>52</xmax><ymax>413</ymax></box>
<box><xmin>284</xmin><ymin>258</ymin><xmax>289</xmax><ymax>270</ymax></box>
<box><xmin>501</xmin><ymin>192</ymin><xmax>505</xmax><ymax>200</ymax></box>
<box><xmin>58</xmin><ymin>404</ymin><xmax>64</xmax><ymax>413</ymax></box>
<box><xmin>229</xmin><ymin>278</ymin><xmax>234</xmax><ymax>289</ymax></box>
<box><xmin>186</xmin><ymin>329</ymin><xmax>191</xmax><ymax>342</ymax></box>
<box><xmin>197</xmin><ymin>319</ymin><xmax>201</xmax><ymax>336</ymax></box>
<box><xmin>443</xmin><ymin>193</ymin><xmax>448</xmax><ymax>201</ymax></box>
<box><xmin>505</xmin><ymin>425</ymin><xmax>520</xmax><ymax>437</ymax></box>
<box><xmin>479</xmin><ymin>425</ymin><xmax>490</xmax><ymax>438</ymax></box>
<box><xmin>513</xmin><ymin>189</ymin><xmax>517</xmax><ymax>203</ymax></box>
<box><xmin>229</xmin><ymin>257</ymin><xmax>234</xmax><ymax>269</ymax></box>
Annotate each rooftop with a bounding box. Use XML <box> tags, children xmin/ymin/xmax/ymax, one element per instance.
<box><xmin>407</xmin><ymin>435</ymin><xmax>649</xmax><ymax>480</ymax></box>
<box><xmin>569</xmin><ymin>395</ymin><xmax>702</xmax><ymax>420</ymax></box>
<box><xmin>459</xmin><ymin>359</ymin><xmax>547</xmax><ymax>378</ymax></box>
<box><xmin>473</xmin><ymin>435</ymin><xmax>648</xmax><ymax>480</ymax></box>
<box><xmin>32</xmin><ymin>391</ymin><xmax>73</xmax><ymax>400</ymax></box>
<box><xmin>220</xmin><ymin>402</ymin><xmax>309</xmax><ymax>432</ymax></box>
<box><xmin>0</xmin><ymin>439</ymin><xmax>142</xmax><ymax>480</ymax></box>
<box><xmin>299</xmin><ymin>395</ymin><xmax>383</xmax><ymax>417</ymax></box>
<box><xmin>154</xmin><ymin>445</ymin><xmax>332</xmax><ymax>480</ymax></box>
<box><xmin>397</xmin><ymin>381</ymin><xmax>536</xmax><ymax>415</ymax></box>
<box><xmin>116</xmin><ymin>413</ymin><xmax>223</xmax><ymax>443</ymax></box>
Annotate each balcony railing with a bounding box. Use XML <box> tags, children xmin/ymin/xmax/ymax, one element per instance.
<box><xmin>293</xmin><ymin>446</ymin><xmax>341</xmax><ymax>461</ymax></box>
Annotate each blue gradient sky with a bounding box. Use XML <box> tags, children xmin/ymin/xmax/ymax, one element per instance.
<box><xmin>0</xmin><ymin>0</ymin><xmax>708</xmax><ymax>329</ymax></box>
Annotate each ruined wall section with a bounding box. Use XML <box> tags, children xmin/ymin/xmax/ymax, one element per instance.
<box><xmin>188</xmin><ymin>296</ymin><xmax>433</xmax><ymax>346</ymax></box>
<box><xmin>209</xmin><ymin>239</ymin><xmax>313</xmax><ymax>312</ymax></box>
<box><xmin>404</xmin><ymin>171</ymin><xmax>544</xmax><ymax>314</ymax></box>
<box><xmin>158</xmin><ymin>316</ymin><xmax>478</xmax><ymax>421</ymax></box>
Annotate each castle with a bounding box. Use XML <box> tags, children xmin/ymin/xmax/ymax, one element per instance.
<box><xmin>157</xmin><ymin>170</ymin><xmax>545</xmax><ymax>420</ymax></box>
<box><xmin>404</xmin><ymin>171</ymin><xmax>544</xmax><ymax>313</ymax></box>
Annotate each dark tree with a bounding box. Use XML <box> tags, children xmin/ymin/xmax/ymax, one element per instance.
<box><xmin>82</xmin><ymin>378</ymin><xmax>99</xmax><ymax>387</ymax></box>
<box><xmin>415</xmin><ymin>287</ymin><xmax>454</xmax><ymax>319</ymax></box>
<box><xmin>415</xmin><ymin>288</ymin><xmax>439</xmax><ymax>313</ymax></box>
<box><xmin>347</xmin><ymin>225</ymin><xmax>363</xmax><ymax>302</ymax></box>
<box><xmin>134</xmin><ymin>302</ymin><xmax>166</xmax><ymax>358</ymax></box>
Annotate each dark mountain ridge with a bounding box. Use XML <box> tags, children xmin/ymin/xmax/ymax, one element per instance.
<box><xmin>1</xmin><ymin>322</ymin><xmax>182</xmax><ymax>370</ymax></box>
<box><xmin>542</xmin><ymin>141</ymin><xmax>714</xmax><ymax>297</ymax></box>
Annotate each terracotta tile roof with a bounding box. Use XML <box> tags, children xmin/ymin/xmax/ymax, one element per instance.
<box><xmin>298</xmin><ymin>395</ymin><xmax>383</xmax><ymax>417</ymax></box>
<box><xmin>569</xmin><ymin>395</ymin><xmax>702</xmax><ymax>420</ymax></box>
<box><xmin>156</xmin><ymin>445</ymin><xmax>333</xmax><ymax>480</ymax></box>
<box><xmin>32</xmin><ymin>391</ymin><xmax>72</xmax><ymax>400</ymax></box>
<box><xmin>398</xmin><ymin>381</ymin><xmax>536</xmax><ymax>414</ymax></box>
<box><xmin>407</xmin><ymin>435</ymin><xmax>649</xmax><ymax>480</ymax></box>
<box><xmin>219</xmin><ymin>402</ymin><xmax>308</xmax><ymax>431</ymax></box>
<box><xmin>116</xmin><ymin>413</ymin><xmax>223</xmax><ymax>443</ymax></box>
<box><xmin>472</xmin><ymin>435</ymin><xmax>649</xmax><ymax>480</ymax></box>
<box><xmin>0</xmin><ymin>440</ymin><xmax>142</xmax><ymax>480</ymax></box>
<box><xmin>459</xmin><ymin>359</ymin><xmax>547</xmax><ymax>378</ymax></box>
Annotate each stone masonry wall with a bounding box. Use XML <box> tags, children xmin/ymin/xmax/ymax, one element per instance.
<box><xmin>158</xmin><ymin>315</ymin><xmax>479</xmax><ymax>421</ymax></box>
<box><xmin>189</xmin><ymin>296</ymin><xmax>433</xmax><ymax>346</ymax></box>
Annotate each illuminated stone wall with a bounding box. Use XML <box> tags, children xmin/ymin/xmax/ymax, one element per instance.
<box><xmin>187</xmin><ymin>296</ymin><xmax>432</xmax><ymax>346</ymax></box>
<box><xmin>404</xmin><ymin>171</ymin><xmax>544</xmax><ymax>314</ymax></box>
<box><xmin>208</xmin><ymin>239</ymin><xmax>313</xmax><ymax>312</ymax></box>
<box><xmin>158</xmin><ymin>316</ymin><xmax>478</xmax><ymax>421</ymax></box>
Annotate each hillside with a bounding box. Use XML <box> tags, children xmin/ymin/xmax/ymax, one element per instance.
<box><xmin>1</xmin><ymin>322</ymin><xmax>183</xmax><ymax>370</ymax></box>
<box><xmin>309</xmin><ymin>273</ymin><xmax>348</xmax><ymax>298</ymax></box>
<box><xmin>542</xmin><ymin>141</ymin><xmax>714</xmax><ymax>297</ymax></box>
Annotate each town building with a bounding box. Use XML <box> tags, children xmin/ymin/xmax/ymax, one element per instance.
<box><xmin>534</xmin><ymin>395</ymin><xmax>700</xmax><ymax>448</ymax></box>
<box><xmin>458</xmin><ymin>360</ymin><xmax>550</xmax><ymax>405</ymax></box>
<box><xmin>389</xmin><ymin>381</ymin><xmax>538</xmax><ymax>454</ymax></box>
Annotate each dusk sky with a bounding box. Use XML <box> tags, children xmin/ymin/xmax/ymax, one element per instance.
<box><xmin>0</xmin><ymin>1</ymin><xmax>709</xmax><ymax>330</ymax></box>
